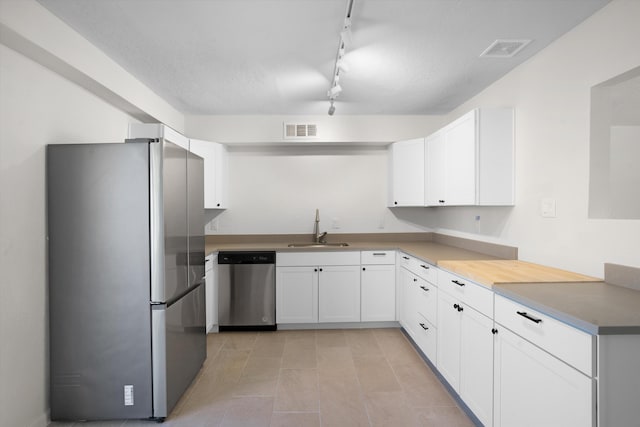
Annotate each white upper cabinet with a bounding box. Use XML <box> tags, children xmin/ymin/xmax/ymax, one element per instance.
<box><xmin>189</xmin><ymin>139</ymin><xmax>229</xmax><ymax>209</ymax></box>
<box><xmin>388</xmin><ymin>137</ymin><xmax>425</xmax><ymax>207</ymax></box>
<box><xmin>127</xmin><ymin>124</ymin><xmax>229</xmax><ymax>209</ymax></box>
<box><xmin>128</xmin><ymin>123</ymin><xmax>190</xmax><ymax>150</ymax></box>
<box><xmin>425</xmin><ymin>108</ymin><xmax>515</xmax><ymax>206</ymax></box>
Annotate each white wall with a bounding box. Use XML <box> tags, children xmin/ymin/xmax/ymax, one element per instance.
<box><xmin>0</xmin><ymin>0</ymin><xmax>184</xmax><ymax>132</ymax></box>
<box><xmin>186</xmin><ymin>114</ymin><xmax>444</xmax><ymax>145</ymax></box>
<box><xmin>0</xmin><ymin>44</ymin><xmax>137</xmax><ymax>427</ymax></box>
<box><xmin>195</xmin><ymin>0</ymin><xmax>640</xmax><ymax>278</ymax></box>
<box><xmin>424</xmin><ymin>0</ymin><xmax>640</xmax><ymax>277</ymax></box>
<box><xmin>209</xmin><ymin>146</ymin><xmax>428</xmax><ymax>234</ymax></box>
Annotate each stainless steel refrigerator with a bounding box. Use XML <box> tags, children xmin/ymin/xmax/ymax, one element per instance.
<box><xmin>47</xmin><ymin>138</ymin><xmax>206</xmax><ymax>421</ymax></box>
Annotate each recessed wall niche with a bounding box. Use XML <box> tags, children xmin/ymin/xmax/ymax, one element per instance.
<box><xmin>588</xmin><ymin>66</ymin><xmax>640</xmax><ymax>219</ymax></box>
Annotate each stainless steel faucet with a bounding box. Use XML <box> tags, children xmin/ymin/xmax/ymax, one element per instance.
<box><xmin>313</xmin><ymin>208</ymin><xmax>327</xmax><ymax>244</ymax></box>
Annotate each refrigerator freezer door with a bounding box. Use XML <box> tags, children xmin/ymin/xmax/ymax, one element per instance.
<box><xmin>48</xmin><ymin>143</ymin><xmax>153</xmax><ymax>420</ymax></box>
<box><xmin>152</xmin><ymin>283</ymin><xmax>206</xmax><ymax>418</ymax></box>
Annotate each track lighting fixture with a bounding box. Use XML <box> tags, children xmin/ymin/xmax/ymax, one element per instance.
<box><xmin>327</xmin><ymin>0</ymin><xmax>355</xmax><ymax>115</ymax></box>
<box><xmin>327</xmin><ymin>84</ymin><xmax>343</xmax><ymax>98</ymax></box>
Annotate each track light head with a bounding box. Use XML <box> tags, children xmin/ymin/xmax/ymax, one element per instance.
<box><xmin>328</xmin><ymin>101</ymin><xmax>336</xmax><ymax>116</ymax></box>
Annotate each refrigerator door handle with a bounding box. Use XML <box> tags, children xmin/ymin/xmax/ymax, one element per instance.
<box><xmin>163</xmin><ymin>281</ymin><xmax>203</xmax><ymax>308</ymax></box>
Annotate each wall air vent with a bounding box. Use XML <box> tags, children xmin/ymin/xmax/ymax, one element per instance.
<box><xmin>480</xmin><ymin>39</ymin><xmax>531</xmax><ymax>58</ymax></box>
<box><xmin>284</xmin><ymin>123</ymin><xmax>318</xmax><ymax>140</ymax></box>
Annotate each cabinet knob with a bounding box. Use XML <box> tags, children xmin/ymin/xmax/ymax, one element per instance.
<box><xmin>453</xmin><ymin>303</ymin><xmax>459</xmax><ymax>310</ymax></box>
<box><xmin>439</xmin><ymin>200</ymin><xmax>445</xmax><ymax>203</ymax></box>
<box><xmin>216</xmin><ymin>203</ymin><xmax>220</xmax><ymax>207</ymax></box>
<box><xmin>491</xmin><ymin>328</ymin><xmax>499</xmax><ymax>335</ymax></box>
<box><xmin>314</xmin><ymin>268</ymin><xmax>318</xmax><ymax>272</ymax></box>
<box><xmin>362</xmin><ymin>267</ymin><xmax>366</xmax><ymax>271</ymax></box>
<box><xmin>394</xmin><ymin>201</ymin><xmax>398</xmax><ymax>205</ymax></box>
<box><xmin>319</xmin><ymin>268</ymin><xmax>323</xmax><ymax>272</ymax></box>
<box><xmin>458</xmin><ymin>305</ymin><xmax>464</xmax><ymax>312</ymax></box>
<box><xmin>413</xmin><ymin>278</ymin><xmax>418</xmax><ymax>282</ymax></box>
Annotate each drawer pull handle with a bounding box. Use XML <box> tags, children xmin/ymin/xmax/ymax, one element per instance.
<box><xmin>453</xmin><ymin>303</ymin><xmax>464</xmax><ymax>312</ymax></box>
<box><xmin>517</xmin><ymin>311</ymin><xmax>542</xmax><ymax>324</ymax></box>
<box><xmin>373</xmin><ymin>253</ymin><xmax>386</xmax><ymax>256</ymax></box>
<box><xmin>413</xmin><ymin>278</ymin><xmax>418</xmax><ymax>282</ymax></box>
<box><xmin>402</xmin><ymin>256</ymin><xmax>410</xmax><ymax>260</ymax></box>
<box><xmin>420</xmin><ymin>264</ymin><xmax>430</xmax><ymax>270</ymax></box>
<box><xmin>419</xmin><ymin>323</ymin><xmax>429</xmax><ymax>330</ymax></box>
<box><xmin>419</xmin><ymin>286</ymin><xmax>429</xmax><ymax>292</ymax></box>
<box><xmin>452</xmin><ymin>279</ymin><xmax>465</xmax><ymax>287</ymax></box>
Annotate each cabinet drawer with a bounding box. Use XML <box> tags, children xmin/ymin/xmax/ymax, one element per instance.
<box><xmin>409</xmin><ymin>258</ymin><xmax>436</xmax><ymax>283</ymax></box>
<box><xmin>277</xmin><ymin>251</ymin><xmax>360</xmax><ymax>266</ymax></box>
<box><xmin>494</xmin><ymin>295</ymin><xmax>595</xmax><ymax>376</ymax></box>
<box><xmin>398</xmin><ymin>253</ymin><xmax>436</xmax><ymax>284</ymax></box>
<box><xmin>414</xmin><ymin>313</ymin><xmax>437</xmax><ymax>363</ymax></box>
<box><xmin>361</xmin><ymin>250</ymin><xmax>395</xmax><ymax>265</ymax></box>
<box><xmin>415</xmin><ymin>277</ymin><xmax>437</xmax><ymax>325</ymax></box>
<box><xmin>438</xmin><ymin>270</ymin><xmax>493</xmax><ymax>317</ymax></box>
<box><xmin>397</xmin><ymin>252</ymin><xmax>412</xmax><ymax>269</ymax></box>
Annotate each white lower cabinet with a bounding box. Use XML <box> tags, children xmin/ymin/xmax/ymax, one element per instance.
<box><xmin>276</xmin><ymin>266</ymin><xmax>318</xmax><ymax>323</ymax></box>
<box><xmin>493</xmin><ymin>294</ymin><xmax>595</xmax><ymax>427</ymax></box>
<box><xmin>361</xmin><ymin>264</ymin><xmax>396</xmax><ymax>321</ymax></box>
<box><xmin>437</xmin><ymin>288</ymin><xmax>494</xmax><ymax>427</ymax></box>
<box><xmin>318</xmin><ymin>265</ymin><xmax>361</xmax><ymax>322</ymax></box>
<box><xmin>276</xmin><ymin>265</ymin><xmax>361</xmax><ymax>324</ymax></box>
<box><xmin>275</xmin><ymin>251</ymin><xmax>361</xmax><ymax>325</ymax></box>
<box><xmin>204</xmin><ymin>253</ymin><xmax>217</xmax><ymax>332</ymax></box>
<box><xmin>399</xmin><ymin>257</ymin><xmax>438</xmax><ymax>364</ymax></box>
<box><xmin>493</xmin><ymin>326</ymin><xmax>594</xmax><ymax>427</ymax></box>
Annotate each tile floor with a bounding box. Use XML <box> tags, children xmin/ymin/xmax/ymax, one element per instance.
<box><xmin>48</xmin><ymin>328</ymin><xmax>474</xmax><ymax>427</ymax></box>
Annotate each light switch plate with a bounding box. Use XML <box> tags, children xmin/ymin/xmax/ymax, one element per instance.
<box><xmin>541</xmin><ymin>198</ymin><xmax>557</xmax><ymax>218</ymax></box>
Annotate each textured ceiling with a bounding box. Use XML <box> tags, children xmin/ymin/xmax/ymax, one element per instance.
<box><xmin>38</xmin><ymin>0</ymin><xmax>609</xmax><ymax>115</ymax></box>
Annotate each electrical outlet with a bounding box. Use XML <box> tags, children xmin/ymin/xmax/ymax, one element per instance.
<box><xmin>541</xmin><ymin>198</ymin><xmax>557</xmax><ymax>218</ymax></box>
<box><xmin>205</xmin><ymin>218</ymin><xmax>219</xmax><ymax>233</ymax></box>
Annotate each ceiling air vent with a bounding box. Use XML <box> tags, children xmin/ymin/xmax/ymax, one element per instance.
<box><xmin>480</xmin><ymin>39</ymin><xmax>531</xmax><ymax>58</ymax></box>
<box><xmin>284</xmin><ymin>123</ymin><xmax>318</xmax><ymax>140</ymax></box>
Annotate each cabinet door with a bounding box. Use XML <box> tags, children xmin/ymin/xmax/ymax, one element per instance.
<box><xmin>494</xmin><ymin>326</ymin><xmax>594</xmax><ymax>427</ymax></box>
<box><xmin>436</xmin><ymin>291</ymin><xmax>462</xmax><ymax>390</ymax></box>
<box><xmin>190</xmin><ymin>139</ymin><xmax>228</xmax><ymax>209</ymax></box>
<box><xmin>212</xmin><ymin>142</ymin><xmax>228</xmax><ymax>209</ymax></box>
<box><xmin>425</xmin><ymin>131</ymin><xmax>446</xmax><ymax>206</ymax></box>
<box><xmin>444</xmin><ymin>111</ymin><xmax>476</xmax><ymax>205</ymax></box>
<box><xmin>460</xmin><ymin>306</ymin><xmax>494</xmax><ymax>427</ymax></box>
<box><xmin>204</xmin><ymin>254</ymin><xmax>217</xmax><ymax>332</ymax></box>
<box><xmin>361</xmin><ymin>265</ymin><xmax>396</xmax><ymax>321</ymax></box>
<box><xmin>276</xmin><ymin>266</ymin><xmax>318</xmax><ymax>323</ymax></box>
<box><xmin>389</xmin><ymin>138</ymin><xmax>425</xmax><ymax>206</ymax></box>
<box><xmin>318</xmin><ymin>265</ymin><xmax>361</xmax><ymax>323</ymax></box>
<box><xmin>398</xmin><ymin>267</ymin><xmax>412</xmax><ymax>328</ymax></box>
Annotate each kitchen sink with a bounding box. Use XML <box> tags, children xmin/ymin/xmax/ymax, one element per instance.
<box><xmin>288</xmin><ymin>242</ymin><xmax>349</xmax><ymax>248</ymax></box>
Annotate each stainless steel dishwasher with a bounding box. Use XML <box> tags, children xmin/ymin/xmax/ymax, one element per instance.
<box><xmin>217</xmin><ymin>251</ymin><xmax>276</xmax><ymax>331</ymax></box>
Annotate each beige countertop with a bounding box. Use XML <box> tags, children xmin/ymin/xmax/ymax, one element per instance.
<box><xmin>206</xmin><ymin>237</ymin><xmax>505</xmax><ymax>265</ymax></box>
<box><xmin>206</xmin><ymin>233</ymin><xmax>640</xmax><ymax>335</ymax></box>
